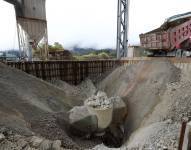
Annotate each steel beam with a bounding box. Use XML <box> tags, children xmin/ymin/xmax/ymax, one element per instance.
<box><xmin>117</xmin><ymin>0</ymin><xmax>130</xmax><ymax>59</ymax></box>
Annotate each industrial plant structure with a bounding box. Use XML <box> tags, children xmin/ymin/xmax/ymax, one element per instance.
<box><xmin>4</xmin><ymin>0</ymin><xmax>48</xmax><ymax>60</ymax></box>
<box><xmin>4</xmin><ymin>0</ymin><xmax>130</xmax><ymax>60</ymax></box>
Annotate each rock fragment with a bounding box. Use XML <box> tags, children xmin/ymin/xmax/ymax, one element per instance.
<box><xmin>111</xmin><ymin>96</ymin><xmax>127</xmax><ymax>125</ymax></box>
<box><xmin>68</xmin><ymin>106</ymin><xmax>98</xmax><ymax>136</ymax></box>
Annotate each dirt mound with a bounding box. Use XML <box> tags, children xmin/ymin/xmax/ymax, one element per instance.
<box><xmin>51</xmin><ymin>79</ymin><xmax>96</xmax><ymax>105</ymax></box>
<box><xmin>0</xmin><ymin>63</ymin><xmax>95</xmax><ymax>149</ymax></box>
<box><xmin>124</xmin><ymin>66</ymin><xmax>191</xmax><ymax>149</ymax></box>
<box><xmin>98</xmin><ymin>60</ymin><xmax>181</xmax><ymax>139</ymax></box>
<box><xmin>1</xmin><ymin>60</ymin><xmax>188</xmax><ymax>150</ymax></box>
<box><xmin>94</xmin><ymin>61</ymin><xmax>191</xmax><ymax>150</ymax></box>
<box><xmin>0</xmin><ymin>62</ymin><xmax>72</xmax><ymax>128</ymax></box>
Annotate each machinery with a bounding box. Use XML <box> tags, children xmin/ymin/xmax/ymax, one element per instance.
<box><xmin>4</xmin><ymin>0</ymin><xmax>48</xmax><ymax>60</ymax></box>
<box><xmin>140</xmin><ymin>11</ymin><xmax>191</xmax><ymax>57</ymax></box>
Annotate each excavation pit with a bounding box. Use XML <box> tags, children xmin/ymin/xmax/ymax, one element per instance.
<box><xmin>1</xmin><ymin>59</ymin><xmax>190</xmax><ymax>149</ymax></box>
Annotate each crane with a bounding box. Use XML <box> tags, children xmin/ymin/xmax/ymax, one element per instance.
<box><xmin>3</xmin><ymin>0</ymin><xmax>129</xmax><ymax>60</ymax></box>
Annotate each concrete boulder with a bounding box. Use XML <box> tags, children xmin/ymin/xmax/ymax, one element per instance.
<box><xmin>102</xmin><ymin>97</ymin><xmax>127</xmax><ymax>147</ymax></box>
<box><xmin>110</xmin><ymin>96</ymin><xmax>127</xmax><ymax>125</ymax></box>
<box><xmin>68</xmin><ymin>106</ymin><xmax>98</xmax><ymax>136</ymax></box>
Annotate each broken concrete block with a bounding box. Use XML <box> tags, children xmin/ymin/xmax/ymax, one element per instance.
<box><xmin>110</xmin><ymin>96</ymin><xmax>127</xmax><ymax>125</ymax></box>
<box><xmin>68</xmin><ymin>106</ymin><xmax>98</xmax><ymax>136</ymax></box>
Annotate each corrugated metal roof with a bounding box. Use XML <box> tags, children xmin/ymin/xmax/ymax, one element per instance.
<box><xmin>165</xmin><ymin>11</ymin><xmax>191</xmax><ymax>23</ymax></box>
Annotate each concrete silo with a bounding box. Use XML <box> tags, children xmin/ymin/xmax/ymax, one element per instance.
<box><xmin>4</xmin><ymin>0</ymin><xmax>48</xmax><ymax>60</ymax></box>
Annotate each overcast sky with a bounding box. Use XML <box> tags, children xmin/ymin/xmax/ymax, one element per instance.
<box><xmin>0</xmin><ymin>0</ymin><xmax>190</xmax><ymax>50</ymax></box>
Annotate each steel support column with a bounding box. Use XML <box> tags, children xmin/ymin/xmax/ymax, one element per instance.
<box><xmin>117</xmin><ymin>0</ymin><xmax>130</xmax><ymax>59</ymax></box>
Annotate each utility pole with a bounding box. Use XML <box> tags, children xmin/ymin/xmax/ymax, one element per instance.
<box><xmin>117</xmin><ymin>0</ymin><xmax>130</xmax><ymax>59</ymax></box>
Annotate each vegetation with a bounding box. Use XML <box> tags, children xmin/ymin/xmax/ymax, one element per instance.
<box><xmin>48</xmin><ymin>42</ymin><xmax>64</xmax><ymax>51</ymax></box>
<box><xmin>33</xmin><ymin>42</ymin><xmax>64</xmax><ymax>58</ymax></box>
<box><xmin>72</xmin><ymin>48</ymin><xmax>116</xmax><ymax>60</ymax></box>
<box><xmin>33</xmin><ymin>42</ymin><xmax>116</xmax><ymax>60</ymax></box>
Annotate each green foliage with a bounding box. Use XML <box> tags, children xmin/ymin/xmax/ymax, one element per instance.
<box><xmin>48</xmin><ymin>42</ymin><xmax>64</xmax><ymax>51</ymax></box>
<box><xmin>73</xmin><ymin>49</ymin><xmax>116</xmax><ymax>60</ymax></box>
<box><xmin>33</xmin><ymin>42</ymin><xmax>64</xmax><ymax>58</ymax></box>
<box><xmin>98</xmin><ymin>52</ymin><xmax>110</xmax><ymax>59</ymax></box>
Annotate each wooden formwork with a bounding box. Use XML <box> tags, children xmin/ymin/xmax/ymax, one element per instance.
<box><xmin>5</xmin><ymin>58</ymin><xmax>191</xmax><ymax>85</ymax></box>
<box><xmin>6</xmin><ymin>60</ymin><xmax>120</xmax><ymax>85</ymax></box>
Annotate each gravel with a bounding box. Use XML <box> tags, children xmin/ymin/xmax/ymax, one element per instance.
<box><xmin>0</xmin><ymin>131</ymin><xmax>66</xmax><ymax>150</ymax></box>
<box><xmin>51</xmin><ymin>79</ymin><xmax>97</xmax><ymax>105</ymax></box>
<box><xmin>1</xmin><ymin>60</ymin><xmax>191</xmax><ymax>150</ymax></box>
<box><xmin>0</xmin><ymin>63</ymin><xmax>97</xmax><ymax>149</ymax></box>
<box><xmin>95</xmin><ymin>61</ymin><xmax>191</xmax><ymax>150</ymax></box>
<box><xmin>98</xmin><ymin>60</ymin><xmax>181</xmax><ymax>140</ymax></box>
<box><xmin>125</xmin><ymin>65</ymin><xmax>191</xmax><ymax>149</ymax></box>
<box><xmin>85</xmin><ymin>91</ymin><xmax>113</xmax><ymax>109</ymax></box>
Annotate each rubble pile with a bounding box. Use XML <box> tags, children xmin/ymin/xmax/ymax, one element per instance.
<box><xmin>68</xmin><ymin>91</ymin><xmax>127</xmax><ymax>144</ymax></box>
<box><xmin>1</xmin><ymin>60</ymin><xmax>191</xmax><ymax>150</ymax></box>
<box><xmin>51</xmin><ymin>79</ymin><xmax>97</xmax><ymax>105</ymax></box>
<box><xmin>0</xmin><ymin>129</ymin><xmax>65</xmax><ymax>150</ymax></box>
<box><xmin>92</xmin><ymin>61</ymin><xmax>191</xmax><ymax>150</ymax></box>
<box><xmin>99</xmin><ymin>60</ymin><xmax>180</xmax><ymax>139</ymax></box>
<box><xmin>127</xmin><ymin>68</ymin><xmax>191</xmax><ymax>149</ymax></box>
<box><xmin>85</xmin><ymin>91</ymin><xmax>113</xmax><ymax>109</ymax></box>
<box><xmin>0</xmin><ymin>63</ymin><xmax>94</xmax><ymax>149</ymax></box>
<box><xmin>125</xmin><ymin>121</ymin><xmax>180</xmax><ymax>150</ymax></box>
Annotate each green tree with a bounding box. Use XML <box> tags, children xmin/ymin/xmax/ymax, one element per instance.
<box><xmin>53</xmin><ymin>42</ymin><xmax>64</xmax><ymax>50</ymax></box>
<box><xmin>98</xmin><ymin>52</ymin><xmax>110</xmax><ymax>59</ymax></box>
<box><xmin>48</xmin><ymin>42</ymin><xmax>64</xmax><ymax>51</ymax></box>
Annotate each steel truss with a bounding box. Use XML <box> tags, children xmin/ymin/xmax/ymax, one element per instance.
<box><xmin>117</xmin><ymin>0</ymin><xmax>130</xmax><ymax>59</ymax></box>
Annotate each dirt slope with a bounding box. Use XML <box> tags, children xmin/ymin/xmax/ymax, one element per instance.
<box><xmin>0</xmin><ymin>63</ymin><xmax>85</xmax><ymax>149</ymax></box>
<box><xmin>98</xmin><ymin>60</ymin><xmax>180</xmax><ymax>139</ymax></box>
<box><xmin>0</xmin><ymin>60</ymin><xmax>187</xmax><ymax>150</ymax></box>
